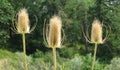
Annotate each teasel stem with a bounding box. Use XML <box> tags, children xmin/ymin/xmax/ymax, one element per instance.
<box><xmin>22</xmin><ymin>33</ymin><xmax>28</xmax><ymax>70</ymax></box>
<box><xmin>91</xmin><ymin>43</ymin><xmax>98</xmax><ymax>70</ymax></box>
<box><xmin>52</xmin><ymin>47</ymin><xmax>57</xmax><ymax>70</ymax></box>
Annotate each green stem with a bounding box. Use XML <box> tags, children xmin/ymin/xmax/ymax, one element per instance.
<box><xmin>22</xmin><ymin>33</ymin><xmax>28</xmax><ymax>70</ymax></box>
<box><xmin>91</xmin><ymin>43</ymin><xmax>98</xmax><ymax>70</ymax></box>
<box><xmin>52</xmin><ymin>47</ymin><xmax>56</xmax><ymax>70</ymax></box>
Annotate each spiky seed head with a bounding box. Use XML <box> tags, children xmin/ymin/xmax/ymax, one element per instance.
<box><xmin>91</xmin><ymin>19</ymin><xmax>102</xmax><ymax>44</ymax></box>
<box><xmin>17</xmin><ymin>8</ymin><xmax>30</xmax><ymax>33</ymax></box>
<box><xmin>48</xmin><ymin>15</ymin><xmax>62</xmax><ymax>48</ymax></box>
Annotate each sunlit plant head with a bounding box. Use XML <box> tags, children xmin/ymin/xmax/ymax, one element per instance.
<box><xmin>12</xmin><ymin>8</ymin><xmax>37</xmax><ymax>34</ymax></box>
<box><xmin>44</xmin><ymin>15</ymin><xmax>64</xmax><ymax>48</ymax></box>
<box><xmin>91</xmin><ymin>19</ymin><xmax>102</xmax><ymax>44</ymax></box>
<box><xmin>49</xmin><ymin>15</ymin><xmax>62</xmax><ymax>48</ymax></box>
<box><xmin>83</xmin><ymin>19</ymin><xmax>110</xmax><ymax>44</ymax></box>
<box><xmin>17</xmin><ymin>8</ymin><xmax>30</xmax><ymax>33</ymax></box>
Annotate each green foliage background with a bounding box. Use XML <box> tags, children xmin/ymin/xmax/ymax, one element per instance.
<box><xmin>0</xmin><ymin>0</ymin><xmax>120</xmax><ymax>70</ymax></box>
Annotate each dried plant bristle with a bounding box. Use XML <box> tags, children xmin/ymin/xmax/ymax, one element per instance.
<box><xmin>17</xmin><ymin>8</ymin><xmax>30</xmax><ymax>33</ymax></box>
<box><xmin>91</xmin><ymin>19</ymin><xmax>102</xmax><ymax>44</ymax></box>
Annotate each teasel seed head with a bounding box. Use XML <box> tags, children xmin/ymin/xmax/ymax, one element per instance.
<box><xmin>48</xmin><ymin>15</ymin><xmax>62</xmax><ymax>48</ymax></box>
<box><xmin>91</xmin><ymin>19</ymin><xmax>103</xmax><ymax>44</ymax></box>
<box><xmin>17</xmin><ymin>8</ymin><xmax>30</xmax><ymax>33</ymax></box>
<box><xmin>44</xmin><ymin>15</ymin><xmax>63</xmax><ymax>48</ymax></box>
<box><xmin>82</xmin><ymin>18</ymin><xmax>110</xmax><ymax>44</ymax></box>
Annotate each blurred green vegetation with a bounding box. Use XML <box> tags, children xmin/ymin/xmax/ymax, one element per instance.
<box><xmin>0</xmin><ymin>49</ymin><xmax>120</xmax><ymax>70</ymax></box>
<box><xmin>0</xmin><ymin>0</ymin><xmax>120</xmax><ymax>69</ymax></box>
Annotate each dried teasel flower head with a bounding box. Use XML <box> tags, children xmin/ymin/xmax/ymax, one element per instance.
<box><xmin>17</xmin><ymin>8</ymin><xmax>30</xmax><ymax>33</ymax></box>
<box><xmin>44</xmin><ymin>15</ymin><xmax>63</xmax><ymax>48</ymax></box>
<box><xmin>82</xmin><ymin>18</ymin><xmax>110</xmax><ymax>44</ymax></box>
<box><xmin>49</xmin><ymin>15</ymin><xmax>62</xmax><ymax>48</ymax></box>
<box><xmin>91</xmin><ymin>19</ymin><xmax>102</xmax><ymax>44</ymax></box>
<box><xmin>12</xmin><ymin>8</ymin><xmax>37</xmax><ymax>34</ymax></box>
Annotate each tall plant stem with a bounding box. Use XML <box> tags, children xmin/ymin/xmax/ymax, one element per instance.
<box><xmin>22</xmin><ymin>33</ymin><xmax>28</xmax><ymax>70</ymax></box>
<box><xmin>91</xmin><ymin>43</ymin><xmax>98</xmax><ymax>70</ymax></box>
<box><xmin>52</xmin><ymin>47</ymin><xmax>57</xmax><ymax>70</ymax></box>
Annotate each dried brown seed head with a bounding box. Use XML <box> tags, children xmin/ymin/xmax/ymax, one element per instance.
<box><xmin>48</xmin><ymin>15</ymin><xmax>62</xmax><ymax>48</ymax></box>
<box><xmin>17</xmin><ymin>8</ymin><xmax>30</xmax><ymax>33</ymax></box>
<box><xmin>91</xmin><ymin>19</ymin><xmax>102</xmax><ymax>44</ymax></box>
